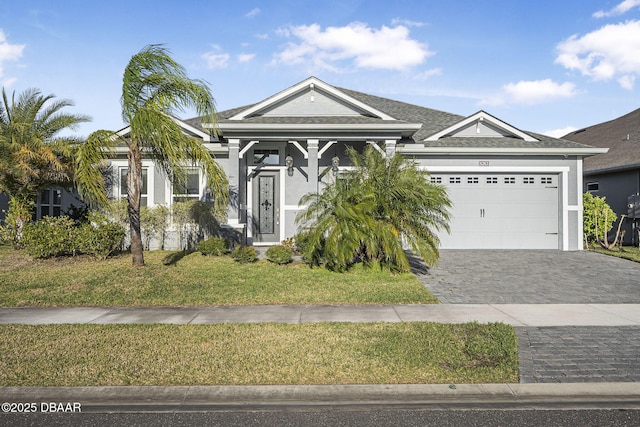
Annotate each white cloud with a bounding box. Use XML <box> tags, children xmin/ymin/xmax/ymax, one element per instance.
<box><xmin>201</xmin><ymin>45</ymin><xmax>230</xmax><ymax>69</ymax></box>
<box><xmin>482</xmin><ymin>79</ymin><xmax>578</xmax><ymax>106</ymax></box>
<box><xmin>0</xmin><ymin>29</ymin><xmax>25</xmax><ymax>84</ymax></box>
<box><xmin>245</xmin><ymin>8</ymin><xmax>260</xmax><ymax>18</ymax></box>
<box><xmin>555</xmin><ymin>20</ymin><xmax>640</xmax><ymax>89</ymax></box>
<box><xmin>413</xmin><ymin>68</ymin><xmax>442</xmax><ymax>80</ymax></box>
<box><xmin>391</xmin><ymin>18</ymin><xmax>425</xmax><ymax>28</ymax></box>
<box><xmin>274</xmin><ymin>22</ymin><xmax>433</xmax><ymax>71</ymax></box>
<box><xmin>543</xmin><ymin>126</ymin><xmax>578</xmax><ymax>139</ymax></box>
<box><xmin>593</xmin><ymin>0</ymin><xmax>640</xmax><ymax>18</ymax></box>
<box><xmin>237</xmin><ymin>53</ymin><xmax>255</xmax><ymax>63</ymax></box>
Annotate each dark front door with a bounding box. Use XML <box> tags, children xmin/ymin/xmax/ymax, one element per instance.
<box><xmin>252</xmin><ymin>171</ymin><xmax>280</xmax><ymax>243</ymax></box>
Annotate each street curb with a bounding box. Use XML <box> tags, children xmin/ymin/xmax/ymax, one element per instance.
<box><xmin>2</xmin><ymin>383</ymin><xmax>640</xmax><ymax>411</ymax></box>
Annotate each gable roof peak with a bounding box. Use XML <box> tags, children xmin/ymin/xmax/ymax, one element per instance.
<box><xmin>227</xmin><ymin>76</ymin><xmax>396</xmax><ymax>121</ymax></box>
<box><xmin>424</xmin><ymin>110</ymin><xmax>539</xmax><ymax>142</ymax></box>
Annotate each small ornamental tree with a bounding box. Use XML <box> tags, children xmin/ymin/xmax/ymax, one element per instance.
<box><xmin>583</xmin><ymin>192</ymin><xmax>617</xmax><ymax>247</ymax></box>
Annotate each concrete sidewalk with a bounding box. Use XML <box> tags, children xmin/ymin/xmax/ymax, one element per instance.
<box><xmin>1</xmin><ymin>304</ymin><xmax>639</xmax><ymax>326</ymax></box>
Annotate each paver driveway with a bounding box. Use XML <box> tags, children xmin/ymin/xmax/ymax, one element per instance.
<box><xmin>421</xmin><ymin>250</ymin><xmax>640</xmax><ymax>304</ymax></box>
<box><xmin>415</xmin><ymin>250</ymin><xmax>640</xmax><ymax>383</ymax></box>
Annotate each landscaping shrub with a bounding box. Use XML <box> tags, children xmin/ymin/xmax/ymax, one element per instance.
<box><xmin>265</xmin><ymin>245</ymin><xmax>293</xmax><ymax>265</ymax></box>
<box><xmin>583</xmin><ymin>192</ymin><xmax>617</xmax><ymax>247</ymax></box>
<box><xmin>76</xmin><ymin>223</ymin><xmax>126</xmax><ymax>260</ymax></box>
<box><xmin>21</xmin><ymin>215</ymin><xmax>124</xmax><ymax>259</ymax></box>
<box><xmin>22</xmin><ymin>216</ymin><xmax>77</xmax><ymax>258</ymax></box>
<box><xmin>294</xmin><ymin>231</ymin><xmax>325</xmax><ymax>266</ymax></box>
<box><xmin>231</xmin><ymin>245</ymin><xmax>257</xmax><ymax>263</ymax></box>
<box><xmin>197</xmin><ymin>237</ymin><xmax>228</xmax><ymax>256</ymax></box>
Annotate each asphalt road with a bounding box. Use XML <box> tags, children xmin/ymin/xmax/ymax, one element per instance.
<box><xmin>2</xmin><ymin>408</ymin><xmax>640</xmax><ymax>427</ymax></box>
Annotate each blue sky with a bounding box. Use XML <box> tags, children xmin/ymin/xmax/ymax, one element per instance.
<box><xmin>2</xmin><ymin>0</ymin><xmax>640</xmax><ymax>138</ymax></box>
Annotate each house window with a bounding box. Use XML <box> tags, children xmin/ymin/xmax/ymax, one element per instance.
<box><xmin>449</xmin><ymin>177</ymin><xmax>461</xmax><ymax>184</ymax></box>
<box><xmin>523</xmin><ymin>177</ymin><xmax>535</xmax><ymax>184</ymax></box>
<box><xmin>541</xmin><ymin>177</ymin><xmax>554</xmax><ymax>184</ymax></box>
<box><xmin>586</xmin><ymin>182</ymin><xmax>599</xmax><ymax>193</ymax></box>
<box><xmin>486</xmin><ymin>177</ymin><xmax>498</xmax><ymax>184</ymax></box>
<box><xmin>120</xmin><ymin>168</ymin><xmax>148</xmax><ymax>206</ymax></box>
<box><xmin>39</xmin><ymin>189</ymin><xmax>62</xmax><ymax>218</ymax></box>
<box><xmin>253</xmin><ymin>149</ymin><xmax>280</xmax><ymax>165</ymax></box>
<box><xmin>504</xmin><ymin>177</ymin><xmax>515</xmax><ymax>184</ymax></box>
<box><xmin>173</xmin><ymin>168</ymin><xmax>200</xmax><ymax>202</ymax></box>
<box><xmin>467</xmin><ymin>177</ymin><xmax>479</xmax><ymax>184</ymax></box>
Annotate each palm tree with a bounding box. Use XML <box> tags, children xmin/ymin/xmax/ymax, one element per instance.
<box><xmin>0</xmin><ymin>88</ymin><xmax>90</xmax><ymax>245</ymax></box>
<box><xmin>297</xmin><ymin>145</ymin><xmax>451</xmax><ymax>272</ymax></box>
<box><xmin>76</xmin><ymin>45</ymin><xmax>228</xmax><ymax>266</ymax></box>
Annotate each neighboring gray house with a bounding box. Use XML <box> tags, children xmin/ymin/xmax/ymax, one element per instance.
<box><xmin>563</xmin><ymin>107</ymin><xmax>640</xmax><ymax>244</ymax></box>
<box><xmin>6</xmin><ymin>76</ymin><xmax>605</xmax><ymax>250</ymax></box>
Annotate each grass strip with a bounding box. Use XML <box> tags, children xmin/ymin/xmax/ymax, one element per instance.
<box><xmin>0</xmin><ymin>323</ymin><xmax>518</xmax><ymax>386</ymax></box>
<box><xmin>0</xmin><ymin>246</ymin><xmax>436</xmax><ymax>306</ymax></box>
<box><xmin>591</xmin><ymin>247</ymin><xmax>640</xmax><ymax>263</ymax></box>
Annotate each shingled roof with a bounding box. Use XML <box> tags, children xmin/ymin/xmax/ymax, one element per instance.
<box><xmin>186</xmin><ymin>80</ymin><xmax>599</xmax><ymax>151</ymax></box>
<box><xmin>562</xmin><ymin>107</ymin><xmax>640</xmax><ymax>173</ymax></box>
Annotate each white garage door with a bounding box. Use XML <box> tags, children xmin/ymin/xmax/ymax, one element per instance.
<box><xmin>435</xmin><ymin>174</ymin><xmax>559</xmax><ymax>249</ymax></box>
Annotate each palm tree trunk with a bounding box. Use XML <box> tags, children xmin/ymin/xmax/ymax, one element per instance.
<box><xmin>127</xmin><ymin>141</ymin><xmax>145</xmax><ymax>266</ymax></box>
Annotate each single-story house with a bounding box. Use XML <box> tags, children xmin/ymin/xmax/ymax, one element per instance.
<box><xmin>4</xmin><ymin>76</ymin><xmax>606</xmax><ymax>250</ymax></box>
<box><xmin>562</xmin><ymin>107</ymin><xmax>640</xmax><ymax>245</ymax></box>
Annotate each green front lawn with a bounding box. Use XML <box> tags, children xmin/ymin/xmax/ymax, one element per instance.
<box><xmin>0</xmin><ymin>245</ymin><xmax>437</xmax><ymax>306</ymax></box>
<box><xmin>0</xmin><ymin>322</ymin><xmax>518</xmax><ymax>386</ymax></box>
<box><xmin>591</xmin><ymin>246</ymin><xmax>640</xmax><ymax>263</ymax></box>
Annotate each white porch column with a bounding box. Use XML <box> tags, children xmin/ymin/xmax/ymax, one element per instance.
<box><xmin>307</xmin><ymin>139</ymin><xmax>319</xmax><ymax>194</ymax></box>
<box><xmin>385</xmin><ymin>140</ymin><xmax>397</xmax><ymax>157</ymax></box>
<box><xmin>227</xmin><ymin>139</ymin><xmax>240</xmax><ymax>224</ymax></box>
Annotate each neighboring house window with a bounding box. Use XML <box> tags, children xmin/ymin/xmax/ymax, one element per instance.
<box><xmin>504</xmin><ymin>177</ymin><xmax>516</xmax><ymax>184</ymax></box>
<box><xmin>486</xmin><ymin>177</ymin><xmax>498</xmax><ymax>184</ymax></box>
<box><xmin>173</xmin><ymin>168</ymin><xmax>200</xmax><ymax>202</ymax></box>
<box><xmin>449</xmin><ymin>177</ymin><xmax>461</xmax><ymax>184</ymax></box>
<box><xmin>120</xmin><ymin>167</ymin><xmax>148</xmax><ymax>207</ymax></box>
<box><xmin>38</xmin><ymin>189</ymin><xmax>62</xmax><ymax>218</ymax></box>
<box><xmin>586</xmin><ymin>182</ymin><xmax>599</xmax><ymax>193</ymax></box>
<box><xmin>253</xmin><ymin>149</ymin><xmax>280</xmax><ymax>165</ymax></box>
<box><xmin>467</xmin><ymin>177</ymin><xmax>479</xmax><ymax>184</ymax></box>
<box><xmin>523</xmin><ymin>177</ymin><xmax>535</xmax><ymax>184</ymax></box>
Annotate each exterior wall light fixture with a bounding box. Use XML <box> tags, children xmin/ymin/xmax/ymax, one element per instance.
<box><xmin>331</xmin><ymin>155</ymin><xmax>340</xmax><ymax>175</ymax></box>
<box><xmin>285</xmin><ymin>155</ymin><xmax>294</xmax><ymax>176</ymax></box>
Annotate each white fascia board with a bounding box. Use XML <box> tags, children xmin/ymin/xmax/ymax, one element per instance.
<box><xmin>424</xmin><ymin>111</ymin><xmax>538</xmax><ymax>142</ymax></box>
<box><xmin>397</xmin><ymin>146</ymin><xmax>610</xmax><ymax>156</ymax></box>
<box><xmin>228</xmin><ymin>76</ymin><xmax>396</xmax><ymax>121</ymax></box>
<box><xmin>169</xmin><ymin>116</ymin><xmax>213</xmax><ymax>142</ymax></box>
<box><xmin>219</xmin><ymin>122</ymin><xmax>422</xmax><ymax>134</ymax></box>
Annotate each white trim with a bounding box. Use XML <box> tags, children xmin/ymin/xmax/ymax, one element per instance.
<box><xmin>421</xmin><ymin>166</ymin><xmax>570</xmax><ymax>173</ymax></box>
<box><xmin>288</xmin><ymin>140</ymin><xmax>308</xmax><ymax>159</ymax></box>
<box><xmin>228</xmin><ymin>77</ymin><xmax>396</xmax><ymax>121</ymax></box>
<box><xmin>424</xmin><ymin>111</ymin><xmax>538</xmax><ymax>142</ymax></box>
<box><xmin>317</xmin><ymin>140</ymin><xmax>337</xmax><ymax>159</ymax></box>
<box><xmin>397</xmin><ymin>146</ymin><xmax>609</xmax><ymax>156</ymax></box>
<box><xmin>285</xmin><ymin>204</ymin><xmax>307</xmax><ymax>211</ymax></box>
<box><xmin>239</xmin><ymin>140</ymin><xmax>259</xmax><ymax>159</ymax></box>
<box><xmin>367</xmin><ymin>141</ymin><xmax>385</xmax><ymax>155</ymax></box>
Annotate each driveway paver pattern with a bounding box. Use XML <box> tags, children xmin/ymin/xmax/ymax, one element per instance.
<box><xmin>421</xmin><ymin>250</ymin><xmax>640</xmax><ymax>304</ymax></box>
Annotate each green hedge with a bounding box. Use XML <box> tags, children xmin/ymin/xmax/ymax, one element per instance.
<box><xmin>21</xmin><ymin>216</ymin><xmax>125</xmax><ymax>259</ymax></box>
<box><xmin>197</xmin><ymin>237</ymin><xmax>228</xmax><ymax>256</ymax></box>
<box><xmin>231</xmin><ymin>245</ymin><xmax>257</xmax><ymax>263</ymax></box>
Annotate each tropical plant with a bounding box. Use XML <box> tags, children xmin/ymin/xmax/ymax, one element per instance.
<box><xmin>0</xmin><ymin>88</ymin><xmax>90</xmax><ymax>245</ymax></box>
<box><xmin>75</xmin><ymin>44</ymin><xmax>228</xmax><ymax>266</ymax></box>
<box><xmin>583</xmin><ymin>192</ymin><xmax>617</xmax><ymax>247</ymax></box>
<box><xmin>296</xmin><ymin>146</ymin><xmax>451</xmax><ymax>272</ymax></box>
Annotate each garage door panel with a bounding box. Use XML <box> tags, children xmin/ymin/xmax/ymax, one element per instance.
<box><xmin>437</xmin><ymin>174</ymin><xmax>559</xmax><ymax>249</ymax></box>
